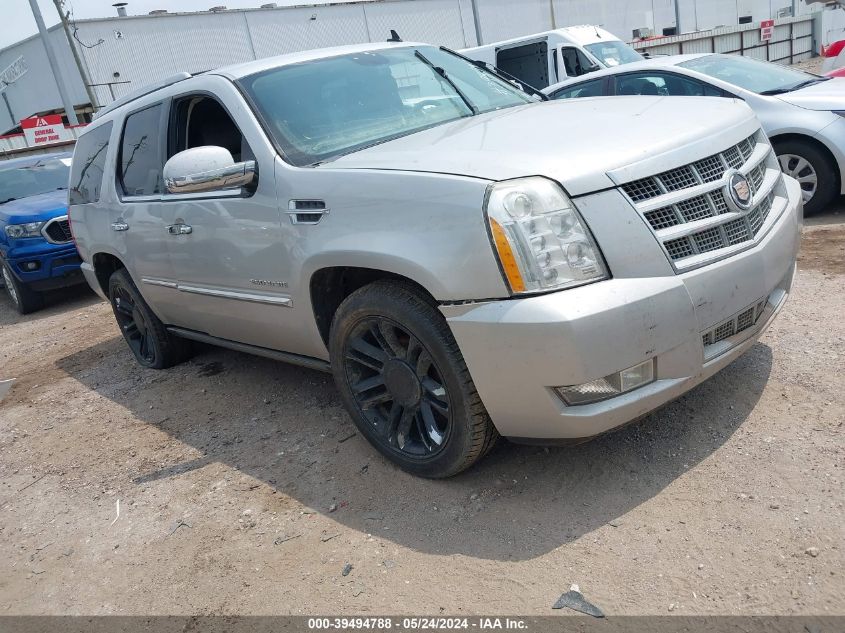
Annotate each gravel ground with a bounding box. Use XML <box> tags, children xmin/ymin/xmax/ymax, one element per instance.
<box><xmin>0</xmin><ymin>207</ymin><xmax>842</xmax><ymax>616</ymax></box>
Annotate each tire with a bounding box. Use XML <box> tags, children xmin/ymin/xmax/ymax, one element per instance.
<box><xmin>774</xmin><ymin>139</ymin><xmax>837</xmax><ymax>216</ymax></box>
<box><xmin>329</xmin><ymin>281</ymin><xmax>498</xmax><ymax>478</ymax></box>
<box><xmin>1</xmin><ymin>259</ymin><xmax>44</xmax><ymax>315</ymax></box>
<box><xmin>108</xmin><ymin>267</ymin><xmax>191</xmax><ymax>369</ymax></box>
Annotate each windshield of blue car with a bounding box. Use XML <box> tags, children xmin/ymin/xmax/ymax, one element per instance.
<box><xmin>239</xmin><ymin>46</ymin><xmax>535</xmax><ymax>166</ymax></box>
<box><xmin>679</xmin><ymin>54</ymin><xmax>825</xmax><ymax>94</ymax></box>
<box><xmin>585</xmin><ymin>41</ymin><xmax>643</xmax><ymax>67</ymax></box>
<box><xmin>0</xmin><ymin>158</ymin><xmax>71</xmax><ymax>203</ymax></box>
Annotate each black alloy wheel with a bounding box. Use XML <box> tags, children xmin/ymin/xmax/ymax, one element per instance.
<box><xmin>112</xmin><ymin>284</ymin><xmax>156</xmax><ymax>365</ymax></box>
<box><xmin>344</xmin><ymin>316</ymin><xmax>451</xmax><ymax>458</ymax></box>
<box><xmin>108</xmin><ymin>267</ymin><xmax>191</xmax><ymax>369</ymax></box>
<box><xmin>330</xmin><ymin>281</ymin><xmax>498</xmax><ymax>478</ymax></box>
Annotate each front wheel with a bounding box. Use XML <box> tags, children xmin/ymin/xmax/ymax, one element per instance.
<box><xmin>1</xmin><ymin>260</ymin><xmax>43</xmax><ymax>315</ymax></box>
<box><xmin>108</xmin><ymin>268</ymin><xmax>191</xmax><ymax>369</ymax></box>
<box><xmin>774</xmin><ymin>139</ymin><xmax>837</xmax><ymax>216</ymax></box>
<box><xmin>330</xmin><ymin>281</ymin><xmax>498</xmax><ymax>478</ymax></box>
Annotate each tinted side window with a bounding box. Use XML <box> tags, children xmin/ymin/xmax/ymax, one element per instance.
<box><xmin>560</xmin><ymin>47</ymin><xmax>595</xmax><ymax>77</ymax></box>
<box><xmin>119</xmin><ymin>104</ymin><xmax>164</xmax><ymax>197</ymax></box>
<box><xmin>69</xmin><ymin>122</ymin><xmax>112</xmax><ymax>205</ymax></box>
<box><xmin>550</xmin><ymin>79</ymin><xmax>605</xmax><ymax>99</ymax></box>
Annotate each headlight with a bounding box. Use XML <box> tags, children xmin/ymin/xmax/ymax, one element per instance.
<box><xmin>485</xmin><ymin>177</ymin><xmax>608</xmax><ymax>294</ymax></box>
<box><xmin>5</xmin><ymin>221</ymin><xmax>45</xmax><ymax>239</ymax></box>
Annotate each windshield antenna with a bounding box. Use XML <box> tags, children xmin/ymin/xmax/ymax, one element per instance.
<box><xmin>387</xmin><ymin>29</ymin><xmax>402</xmax><ymax>42</ymax></box>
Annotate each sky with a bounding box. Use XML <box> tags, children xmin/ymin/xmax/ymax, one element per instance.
<box><xmin>2</xmin><ymin>0</ymin><xmax>349</xmax><ymax>49</ymax></box>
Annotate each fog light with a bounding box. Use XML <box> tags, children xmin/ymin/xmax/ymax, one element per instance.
<box><xmin>555</xmin><ymin>359</ymin><xmax>655</xmax><ymax>406</ymax></box>
<box><xmin>22</xmin><ymin>261</ymin><xmax>40</xmax><ymax>271</ymax></box>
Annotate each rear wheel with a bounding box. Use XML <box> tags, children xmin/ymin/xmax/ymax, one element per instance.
<box><xmin>774</xmin><ymin>139</ymin><xmax>837</xmax><ymax>216</ymax></box>
<box><xmin>1</xmin><ymin>260</ymin><xmax>43</xmax><ymax>315</ymax></box>
<box><xmin>108</xmin><ymin>268</ymin><xmax>191</xmax><ymax>369</ymax></box>
<box><xmin>330</xmin><ymin>281</ymin><xmax>498</xmax><ymax>478</ymax></box>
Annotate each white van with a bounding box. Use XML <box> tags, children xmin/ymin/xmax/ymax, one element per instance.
<box><xmin>461</xmin><ymin>25</ymin><xmax>643</xmax><ymax>89</ymax></box>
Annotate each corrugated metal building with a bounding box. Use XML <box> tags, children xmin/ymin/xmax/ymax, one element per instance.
<box><xmin>0</xmin><ymin>0</ymin><xmax>834</xmax><ymax>135</ymax></box>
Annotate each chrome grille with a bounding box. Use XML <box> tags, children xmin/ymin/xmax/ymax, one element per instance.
<box><xmin>693</xmin><ymin>227</ymin><xmax>723</xmax><ymax>253</ymax></box>
<box><xmin>659</xmin><ymin>165</ymin><xmax>698</xmax><ymax>192</ymax></box>
<box><xmin>710</xmin><ymin>190</ymin><xmax>730</xmax><ymax>214</ymax></box>
<box><xmin>723</xmin><ymin>218</ymin><xmax>750</xmax><ymax>245</ymax></box>
<box><xmin>624</xmin><ymin>178</ymin><xmax>663</xmax><ymax>202</ymax></box>
<box><xmin>622</xmin><ymin>133</ymin><xmax>759</xmax><ymax>203</ymax></box>
<box><xmin>42</xmin><ymin>216</ymin><xmax>73</xmax><ymax>244</ymax></box>
<box><xmin>644</xmin><ymin>207</ymin><xmax>679</xmax><ymax>230</ymax></box>
<box><xmin>622</xmin><ymin>130</ymin><xmax>784</xmax><ymax>271</ymax></box>
<box><xmin>694</xmin><ymin>154</ymin><xmax>725</xmax><ymax>183</ymax></box>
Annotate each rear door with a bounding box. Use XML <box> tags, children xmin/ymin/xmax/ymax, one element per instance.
<box><xmin>495</xmin><ymin>40</ymin><xmax>551</xmax><ymax>89</ymax></box>
<box><xmin>111</xmin><ymin>101</ymin><xmax>181</xmax><ymax>323</ymax></box>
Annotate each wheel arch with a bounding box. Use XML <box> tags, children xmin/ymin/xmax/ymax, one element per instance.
<box><xmin>309</xmin><ymin>265</ymin><xmax>439</xmax><ymax>349</ymax></box>
<box><xmin>91</xmin><ymin>251</ymin><xmax>127</xmax><ymax>297</ymax></box>
<box><xmin>769</xmin><ymin>132</ymin><xmax>842</xmax><ymax>193</ymax></box>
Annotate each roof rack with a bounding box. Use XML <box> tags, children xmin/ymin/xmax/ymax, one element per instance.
<box><xmin>93</xmin><ymin>72</ymin><xmax>192</xmax><ymax>119</ymax></box>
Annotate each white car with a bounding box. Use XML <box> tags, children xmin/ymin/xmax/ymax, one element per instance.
<box><xmin>544</xmin><ymin>53</ymin><xmax>845</xmax><ymax>214</ymax></box>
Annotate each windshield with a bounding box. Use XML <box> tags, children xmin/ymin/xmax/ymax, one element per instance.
<box><xmin>239</xmin><ymin>46</ymin><xmax>535</xmax><ymax>166</ymax></box>
<box><xmin>679</xmin><ymin>54</ymin><xmax>823</xmax><ymax>94</ymax></box>
<box><xmin>585</xmin><ymin>41</ymin><xmax>643</xmax><ymax>67</ymax></box>
<box><xmin>0</xmin><ymin>157</ymin><xmax>70</xmax><ymax>203</ymax></box>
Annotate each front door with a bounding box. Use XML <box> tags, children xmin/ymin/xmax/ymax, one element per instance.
<box><xmin>160</xmin><ymin>84</ymin><xmax>298</xmax><ymax>353</ymax></box>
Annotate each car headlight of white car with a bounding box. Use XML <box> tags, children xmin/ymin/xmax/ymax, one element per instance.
<box><xmin>484</xmin><ymin>176</ymin><xmax>608</xmax><ymax>294</ymax></box>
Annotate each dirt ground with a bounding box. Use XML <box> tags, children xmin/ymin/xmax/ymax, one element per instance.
<box><xmin>0</xmin><ymin>208</ymin><xmax>842</xmax><ymax>617</ymax></box>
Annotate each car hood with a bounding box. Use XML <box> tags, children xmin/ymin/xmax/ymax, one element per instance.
<box><xmin>0</xmin><ymin>189</ymin><xmax>68</xmax><ymax>224</ymax></box>
<box><xmin>323</xmin><ymin>97</ymin><xmax>757</xmax><ymax>196</ymax></box>
<box><xmin>776</xmin><ymin>78</ymin><xmax>845</xmax><ymax>111</ymax></box>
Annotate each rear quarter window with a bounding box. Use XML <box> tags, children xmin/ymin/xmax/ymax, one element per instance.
<box><xmin>69</xmin><ymin>122</ymin><xmax>112</xmax><ymax>205</ymax></box>
<box><xmin>119</xmin><ymin>104</ymin><xmax>165</xmax><ymax>197</ymax></box>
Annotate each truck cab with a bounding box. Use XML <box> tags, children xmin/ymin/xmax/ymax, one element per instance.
<box><xmin>461</xmin><ymin>25</ymin><xmax>643</xmax><ymax>89</ymax></box>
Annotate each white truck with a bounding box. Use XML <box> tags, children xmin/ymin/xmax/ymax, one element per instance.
<box><xmin>461</xmin><ymin>25</ymin><xmax>643</xmax><ymax>90</ymax></box>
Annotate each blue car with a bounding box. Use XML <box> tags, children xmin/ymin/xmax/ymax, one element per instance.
<box><xmin>0</xmin><ymin>152</ymin><xmax>85</xmax><ymax>314</ymax></box>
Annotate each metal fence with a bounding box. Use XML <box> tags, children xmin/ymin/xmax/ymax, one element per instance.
<box><xmin>632</xmin><ymin>15</ymin><xmax>816</xmax><ymax>65</ymax></box>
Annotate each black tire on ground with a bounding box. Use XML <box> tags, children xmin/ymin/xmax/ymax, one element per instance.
<box><xmin>108</xmin><ymin>267</ymin><xmax>191</xmax><ymax>369</ymax></box>
<box><xmin>329</xmin><ymin>280</ymin><xmax>498</xmax><ymax>478</ymax></box>
<box><xmin>773</xmin><ymin>139</ymin><xmax>838</xmax><ymax>216</ymax></box>
<box><xmin>1</xmin><ymin>259</ymin><xmax>44</xmax><ymax>315</ymax></box>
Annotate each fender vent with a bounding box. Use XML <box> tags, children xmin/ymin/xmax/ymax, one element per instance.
<box><xmin>288</xmin><ymin>200</ymin><xmax>328</xmax><ymax>225</ymax></box>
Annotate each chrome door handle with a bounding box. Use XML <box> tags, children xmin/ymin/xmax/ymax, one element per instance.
<box><xmin>166</xmin><ymin>224</ymin><xmax>193</xmax><ymax>235</ymax></box>
<box><xmin>111</xmin><ymin>221</ymin><xmax>129</xmax><ymax>232</ymax></box>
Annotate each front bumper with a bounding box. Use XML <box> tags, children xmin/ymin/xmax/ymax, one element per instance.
<box><xmin>443</xmin><ymin>177</ymin><xmax>802</xmax><ymax>440</ymax></box>
<box><xmin>3</xmin><ymin>241</ymin><xmax>84</xmax><ymax>291</ymax></box>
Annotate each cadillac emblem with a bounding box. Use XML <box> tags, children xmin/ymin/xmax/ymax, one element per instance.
<box><xmin>724</xmin><ymin>170</ymin><xmax>753</xmax><ymax>211</ymax></box>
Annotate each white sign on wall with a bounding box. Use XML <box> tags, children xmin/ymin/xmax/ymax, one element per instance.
<box><xmin>20</xmin><ymin>115</ymin><xmax>73</xmax><ymax>147</ymax></box>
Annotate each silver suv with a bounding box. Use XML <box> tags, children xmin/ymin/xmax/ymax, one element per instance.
<box><xmin>68</xmin><ymin>42</ymin><xmax>803</xmax><ymax>478</ymax></box>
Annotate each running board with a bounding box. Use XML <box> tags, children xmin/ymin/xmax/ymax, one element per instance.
<box><xmin>166</xmin><ymin>327</ymin><xmax>331</xmax><ymax>373</ymax></box>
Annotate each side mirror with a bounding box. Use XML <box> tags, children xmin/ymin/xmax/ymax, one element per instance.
<box><xmin>163</xmin><ymin>146</ymin><xmax>256</xmax><ymax>195</ymax></box>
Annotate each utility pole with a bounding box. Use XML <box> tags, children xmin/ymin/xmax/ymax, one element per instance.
<box><xmin>469</xmin><ymin>0</ymin><xmax>484</xmax><ymax>45</ymax></box>
<box><xmin>28</xmin><ymin>0</ymin><xmax>79</xmax><ymax>125</ymax></box>
<box><xmin>52</xmin><ymin>0</ymin><xmax>99</xmax><ymax>111</ymax></box>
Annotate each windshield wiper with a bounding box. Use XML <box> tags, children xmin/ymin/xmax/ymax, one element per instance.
<box><xmin>414</xmin><ymin>50</ymin><xmax>479</xmax><ymax>115</ymax></box>
<box><xmin>761</xmin><ymin>77</ymin><xmax>830</xmax><ymax>96</ymax></box>
<box><xmin>0</xmin><ymin>197</ymin><xmax>17</xmax><ymax>204</ymax></box>
<box><xmin>439</xmin><ymin>46</ymin><xmax>548</xmax><ymax>101</ymax></box>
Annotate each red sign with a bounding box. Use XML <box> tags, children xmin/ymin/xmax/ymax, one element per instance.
<box><xmin>20</xmin><ymin>114</ymin><xmax>72</xmax><ymax>147</ymax></box>
<box><xmin>761</xmin><ymin>19</ymin><xmax>775</xmax><ymax>42</ymax></box>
